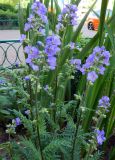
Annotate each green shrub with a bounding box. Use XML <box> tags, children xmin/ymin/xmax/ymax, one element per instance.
<box><xmin>0</xmin><ymin>3</ymin><xmax>16</xmax><ymax>12</ymax></box>
<box><xmin>0</xmin><ymin>10</ymin><xmax>18</xmax><ymax>28</ymax></box>
<box><xmin>0</xmin><ymin>3</ymin><xmax>19</xmax><ymax>28</ymax></box>
<box><xmin>0</xmin><ymin>10</ymin><xmax>17</xmax><ymax>20</ymax></box>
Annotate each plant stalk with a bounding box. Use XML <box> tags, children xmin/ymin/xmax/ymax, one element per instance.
<box><xmin>35</xmin><ymin>80</ymin><xmax>44</xmax><ymax>160</ymax></box>
<box><xmin>71</xmin><ymin>110</ymin><xmax>82</xmax><ymax>160</ymax></box>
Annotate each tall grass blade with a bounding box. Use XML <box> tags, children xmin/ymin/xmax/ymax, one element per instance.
<box><xmin>98</xmin><ymin>0</ymin><xmax>109</xmax><ymax>45</ymax></box>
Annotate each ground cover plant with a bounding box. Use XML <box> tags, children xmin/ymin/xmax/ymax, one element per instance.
<box><xmin>0</xmin><ymin>0</ymin><xmax>115</xmax><ymax>159</ymax></box>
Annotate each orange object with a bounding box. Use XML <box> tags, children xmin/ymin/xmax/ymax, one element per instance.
<box><xmin>87</xmin><ymin>9</ymin><xmax>112</xmax><ymax>31</ymax></box>
<box><xmin>48</xmin><ymin>7</ymin><xmax>55</xmax><ymax>13</ymax></box>
<box><xmin>87</xmin><ymin>17</ymin><xmax>100</xmax><ymax>31</ymax></box>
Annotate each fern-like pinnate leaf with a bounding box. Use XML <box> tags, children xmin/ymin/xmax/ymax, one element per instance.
<box><xmin>12</xmin><ymin>138</ymin><xmax>41</xmax><ymax>160</ymax></box>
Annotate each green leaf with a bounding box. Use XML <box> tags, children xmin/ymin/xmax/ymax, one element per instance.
<box><xmin>44</xmin><ymin>0</ymin><xmax>50</xmax><ymax>8</ymax></box>
<box><xmin>98</xmin><ymin>0</ymin><xmax>109</xmax><ymax>45</ymax></box>
<box><xmin>0</xmin><ymin>95</ymin><xmax>12</xmax><ymax>106</ymax></box>
<box><xmin>54</xmin><ymin>0</ymin><xmax>61</xmax><ymax>15</ymax></box>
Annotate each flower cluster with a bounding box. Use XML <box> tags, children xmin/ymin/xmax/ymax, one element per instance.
<box><xmin>56</xmin><ymin>4</ymin><xmax>78</xmax><ymax>32</ymax></box>
<box><xmin>98</xmin><ymin>96</ymin><xmax>110</xmax><ymax>112</ymax></box>
<box><xmin>24</xmin><ymin>46</ymin><xmax>39</xmax><ymax>71</ymax></box>
<box><xmin>20</xmin><ymin>34</ymin><xmax>26</xmax><ymax>43</ymax></box>
<box><xmin>80</xmin><ymin>46</ymin><xmax>111</xmax><ymax>83</ymax></box>
<box><xmin>92</xmin><ymin>96</ymin><xmax>110</xmax><ymax>134</ymax></box>
<box><xmin>24</xmin><ymin>76</ymin><xmax>30</xmax><ymax>81</ymax></box>
<box><xmin>69</xmin><ymin>42</ymin><xmax>75</xmax><ymax>50</ymax></box>
<box><xmin>56</xmin><ymin>23</ymin><xmax>64</xmax><ymax>32</ymax></box>
<box><xmin>95</xmin><ymin>129</ymin><xmax>106</xmax><ymax>145</ymax></box>
<box><xmin>70</xmin><ymin>58</ymin><xmax>81</xmax><ymax>70</ymax></box>
<box><xmin>24</xmin><ymin>2</ymin><xmax>48</xmax><ymax>34</ymax></box>
<box><xmin>0</xmin><ymin>79</ymin><xmax>6</xmax><ymax>84</ymax></box>
<box><xmin>24</xmin><ymin>14</ymin><xmax>35</xmax><ymax>32</ymax></box>
<box><xmin>31</xmin><ymin>1</ymin><xmax>48</xmax><ymax>23</ymax></box>
<box><xmin>12</xmin><ymin>117</ymin><xmax>21</xmax><ymax>126</ymax></box>
<box><xmin>45</xmin><ymin>34</ymin><xmax>61</xmax><ymax>70</ymax></box>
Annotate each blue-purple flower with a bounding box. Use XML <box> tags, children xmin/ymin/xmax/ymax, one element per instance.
<box><xmin>47</xmin><ymin>56</ymin><xmax>57</xmax><ymax>70</ymax></box>
<box><xmin>98</xmin><ymin>96</ymin><xmax>110</xmax><ymax>111</ymax></box>
<box><xmin>24</xmin><ymin>46</ymin><xmax>39</xmax><ymax>71</ymax></box>
<box><xmin>0</xmin><ymin>79</ymin><xmax>6</xmax><ymax>84</ymax></box>
<box><xmin>56</xmin><ymin>4</ymin><xmax>78</xmax><ymax>31</ymax></box>
<box><xmin>95</xmin><ymin>129</ymin><xmax>106</xmax><ymax>145</ymax></box>
<box><xmin>45</xmin><ymin>35</ymin><xmax>61</xmax><ymax>46</ymax></box>
<box><xmin>87</xmin><ymin>71</ymin><xmax>98</xmax><ymax>83</ymax></box>
<box><xmin>14</xmin><ymin>117</ymin><xmax>21</xmax><ymax>126</ymax></box>
<box><xmin>80</xmin><ymin>46</ymin><xmax>111</xmax><ymax>83</ymax></box>
<box><xmin>24</xmin><ymin>76</ymin><xmax>30</xmax><ymax>81</ymax></box>
<box><xmin>24</xmin><ymin>14</ymin><xmax>35</xmax><ymax>32</ymax></box>
<box><xmin>20</xmin><ymin>34</ymin><xmax>26</xmax><ymax>43</ymax></box>
<box><xmin>45</xmin><ymin>34</ymin><xmax>61</xmax><ymax>70</ymax></box>
<box><xmin>31</xmin><ymin>1</ymin><xmax>48</xmax><ymax>24</ymax></box>
<box><xmin>69</xmin><ymin>42</ymin><xmax>75</xmax><ymax>50</ymax></box>
<box><xmin>25</xmin><ymin>46</ymin><xmax>39</xmax><ymax>61</ymax></box>
<box><xmin>27</xmin><ymin>14</ymin><xmax>34</xmax><ymax>23</ymax></box>
<box><xmin>24</xmin><ymin>22</ymin><xmax>33</xmax><ymax>32</ymax></box>
<box><xmin>24</xmin><ymin>2</ymin><xmax>48</xmax><ymax>33</ymax></box>
<box><xmin>31</xmin><ymin>64</ymin><xmax>39</xmax><ymax>71</ymax></box>
<box><xmin>37</xmin><ymin>41</ymin><xmax>44</xmax><ymax>47</ymax></box>
<box><xmin>70</xmin><ymin>59</ymin><xmax>81</xmax><ymax>70</ymax></box>
<box><xmin>56</xmin><ymin>23</ymin><xmax>64</xmax><ymax>32</ymax></box>
<box><xmin>38</xmin><ymin>27</ymin><xmax>45</xmax><ymax>35</ymax></box>
<box><xmin>98</xmin><ymin>65</ymin><xmax>105</xmax><ymax>75</ymax></box>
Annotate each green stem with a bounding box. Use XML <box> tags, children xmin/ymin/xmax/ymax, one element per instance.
<box><xmin>29</xmin><ymin>80</ymin><xmax>33</xmax><ymax>119</ymax></box>
<box><xmin>85</xmin><ymin>145</ymin><xmax>92</xmax><ymax>160</ymax></box>
<box><xmin>8</xmin><ymin>134</ymin><xmax>13</xmax><ymax>159</ymax></box>
<box><xmin>53</xmin><ymin>67</ymin><xmax>58</xmax><ymax>123</ymax></box>
<box><xmin>82</xmin><ymin>82</ymin><xmax>92</xmax><ymax>131</ymax></box>
<box><xmin>35</xmin><ymin>80</ymin><xmax>44</xmax><ymax>160</ymax></box>
<box><xmin>71</xmin><ymin>110</ymin><xmax>82</xmax><ymax>160</ymax></box>
<box><xmin>61</xmin><ymin>25</ymin><xmax>68</xmax><ymax>47</ymax></box>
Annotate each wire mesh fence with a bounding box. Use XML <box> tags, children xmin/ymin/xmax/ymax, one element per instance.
<box><xmin>0</xmin><ymin>40</ymin><xmax>25</xmax><ymax>69</ymax></box>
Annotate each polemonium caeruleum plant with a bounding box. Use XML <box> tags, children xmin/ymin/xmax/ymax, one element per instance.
<box><xmin>1</xmin><ymin>0</ymin><xmax>115</xmax><ymax>159</ymax></box>
<box><xmin>80</xmin><ymin>46</ymin><xmax>111</xmax><ymax>83</ymax></box>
